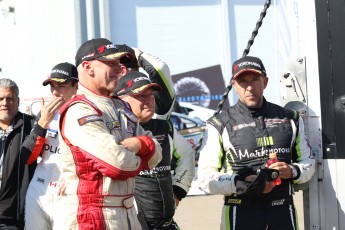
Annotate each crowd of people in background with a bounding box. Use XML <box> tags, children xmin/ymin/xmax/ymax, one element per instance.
<box><xmin>0</xmin><ymin>38</ymin><xmax>315</xmax><ymax>230</ymax></box>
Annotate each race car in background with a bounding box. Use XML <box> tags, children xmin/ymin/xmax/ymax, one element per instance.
<box><xmin>171</xmin><ymin>102</ymin><xmax>215</xmax><ymax>153</ymax></box>
<box><xmin>170</xmin><ymin>102</ymin><xmax>215</xmax><ymax>195</ymax></box>
<box><xmin>178</xmin><ymin>102</ymin><xmax>215</xmax><ymax>122</ymax></box>
<box><xmin>170</xmin><ymin>112</ymin><xmax>205</xmax><ymax>150</ymax></box>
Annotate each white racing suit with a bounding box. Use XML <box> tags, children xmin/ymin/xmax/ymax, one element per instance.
<box><xmin>25</xmin><ymin>113</ymin><xmax>62</xmax><ymax>229</ymax></box>
<box><xmin>53</xmin><ymin>84</ymin><xmax>162</xmax><ymax>230</ymax></box>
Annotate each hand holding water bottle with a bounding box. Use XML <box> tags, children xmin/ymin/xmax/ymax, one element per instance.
<box><xmin>266</xmin><ymin>152</ymin><xmax>281</xmax><ymax>185</ymax></box>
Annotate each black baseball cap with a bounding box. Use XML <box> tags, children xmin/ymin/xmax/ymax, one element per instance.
<box><xmin>115</xmin><ymin>72</ymin><xmax>161</xmax><ymax>96</ymax></box>
<box><xmin>232</xmin><ymin>56</ymin><xmax>266</xmax><ymax>79</ymax></box>
<box><xmin>42</xmin><ymin>62</ymin><xmax>78</xmax><ymax>86</ymax></box>
<box><xmin>75</xmin><ymin>38</ymin><xmax>132</xmax><ymax>66</ymax></box>
<box><xmin>116</xmin><ymin>44</ymin><xmax>139</xmax><ymax>69</ymax></box>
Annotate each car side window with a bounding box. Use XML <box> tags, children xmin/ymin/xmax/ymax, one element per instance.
<box><xmin>179</xmin><ymin>117</ymin><xmax>196</xmax><ymax>129</ymax></box>
<box><xmin>170</xmin><ymin>115</ymin><xmax>184</xmax><ymax>130</ymax></box>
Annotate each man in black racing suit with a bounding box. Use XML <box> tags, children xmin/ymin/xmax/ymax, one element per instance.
<box><xmin>197</xmin><ymin>56</ymin><xmax>315</xmax><ymax>230</ymax></box>
<box><xmin>115</xmin><ymin>47</ymin><xmax>195</xmax><ymax>230</ymax></box>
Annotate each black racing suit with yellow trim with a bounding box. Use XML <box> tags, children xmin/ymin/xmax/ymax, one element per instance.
<box><xmin>134</xmin><ymin>52</ymin><xmax>195</xmax><ymax>229</ymax></box>
<box><xmin>197</xmin><ymin>99</ymin><xmax>315</xmax><ymax>230</ymax></box>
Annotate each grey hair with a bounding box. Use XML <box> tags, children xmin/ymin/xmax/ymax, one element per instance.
<box><xmin>0</xmin><ymin>78</ymin><xmax>19</xmax><ymax>97</ymax></box>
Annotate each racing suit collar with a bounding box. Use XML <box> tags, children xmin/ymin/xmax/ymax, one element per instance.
<box><xmin>236</xmin><ymin>97</ymin><xmax>269</xmax><ymax>118</ymax></box>
<box><xmin>139</xmin><ymin>118</ymin><xmax>153</xmax><ymax>127</ymax></box>
<box><xmin>77</xmin><ymin>83</ymin><xmax>113</xmax><ymax>104</ymax></box>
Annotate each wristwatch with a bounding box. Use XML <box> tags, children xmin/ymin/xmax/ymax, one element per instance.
<box><xmin>290</xmin><ymin>165</ymin><xmax>298</xmax><ymax>178</ymax></box>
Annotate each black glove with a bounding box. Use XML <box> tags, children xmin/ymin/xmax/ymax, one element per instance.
<box><xmin>235</xmin><ymin>168</ymin><xmax>280</xmax><ymax>196</ymax></box>
<box><xmin>115</xmin><ymin>44</ymin><xmax>138</xmax><ymax>68</ymax></box>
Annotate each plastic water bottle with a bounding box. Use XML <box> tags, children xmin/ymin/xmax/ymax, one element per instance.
<box><xmin>267</xmin><ymin>153</ymin><xmax>281</xmax><ymax>186</ymax></box>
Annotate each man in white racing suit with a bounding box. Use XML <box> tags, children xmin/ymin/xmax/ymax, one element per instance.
<box><xmin>24</xmin><ymin>62</ymin><xmax>78</xmax><ymax>229</ymax></box>
<box><xmin>53</xmin><ymin>38</ymin><xmax>162</xmax><ymax>230</ymax></box>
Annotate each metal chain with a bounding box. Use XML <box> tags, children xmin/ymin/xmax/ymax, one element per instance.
<box><xmin>194</xmin><ymin>0</ymin><xmax>272</xmax><ymax>159</ymax></box>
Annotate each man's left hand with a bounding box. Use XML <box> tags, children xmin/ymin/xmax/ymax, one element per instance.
<box><xmin>267</xmin><ymin>161</ymin><xmax>293</xmax><ymax>179</ymax></box>
<box><xmin>173</xmin><ymin>193</ymin><xmax>180</xmax><ymax>208</ymax></box>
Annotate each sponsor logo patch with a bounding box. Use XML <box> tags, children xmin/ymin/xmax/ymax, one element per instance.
<box><xmin>106</xmin><ymin>121</ymin><xmax>120</xmax><ymax>130</ymax></box>
<box><xmin>36</xmin><ymin>177</ymin><xmax>45</xmax><ymax>184</ymax></box>
<box><xmin>227</xmin><ymin>198</ymin><xmax>242</xmax><ymax>204</ymax></box>
<box><xmin>51</xmin><ymin>69</ymin><xmax>69</xmax><ymax>76</ymax></box>
<box><xmin>127</xmin><ymin>126</ymin><xmax>134</xmax><ymax>134</ymax></box>
<box><xmin>271</xmin><ymin>199</ymin><xmax>285</xmax><ymax>206</ymax></box>
<box><xmin>123</xmin><ymin>108</ymin><xmax>136</xmax><ymax>120</ymax></box>
<box><xmin>47</xmin><ymin>129</ymin><xmax>58</xmax><ymax>138</ymax></box>
<box><xmin>78</xmin><ymin>114</ymin><xmax>103</xmax><ymax>126</ymax></box>
<box><xmin>154</xmin><ymin>134</ymin><xmax>166</xmax><ymax>142</ymax></box>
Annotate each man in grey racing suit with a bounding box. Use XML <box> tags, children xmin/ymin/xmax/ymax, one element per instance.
<box><xmin>197</xmin><ymin>56</ymin><xmax>315</xmax><ymax>230</ymax></box>
<box><xmin>53</xmin><ymin>38</ymin><xmax>162</xmax><ymax>230</ymax></box>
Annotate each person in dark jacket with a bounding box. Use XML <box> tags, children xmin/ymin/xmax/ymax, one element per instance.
<box><xmin>115</xmin><ymin>48</ymin><xmax>195</xmax><ymax>229</ymax></box>
<box><xmin>197</xmin><ymin>56</ymin><xmax>315</xmax><ymax>230</ymax></box>
<box><xmin>0</xmin><ymin>78</ymin><xmax>63</xmax><ymax>229</ymax></box>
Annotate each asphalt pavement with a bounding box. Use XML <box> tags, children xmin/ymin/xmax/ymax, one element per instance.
<box><xmin>174</xmin><ymin>191</ymin><xmax>304</xmax><ymax>230</ymax></box>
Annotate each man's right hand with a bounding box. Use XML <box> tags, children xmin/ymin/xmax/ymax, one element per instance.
<box><xmin>262</xmin><ymin>181</ymin><xmax>276</xmax><ymax>194</ymax></box>
<box><xmin>235</xmin><ymin>168</ymin><xmax>279</xmax><ymax>196</ymax></box>
<box><xmin>37</xmin><ymin>97</ymin><xmax>65</xmax><ymax>128</ymax></box>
